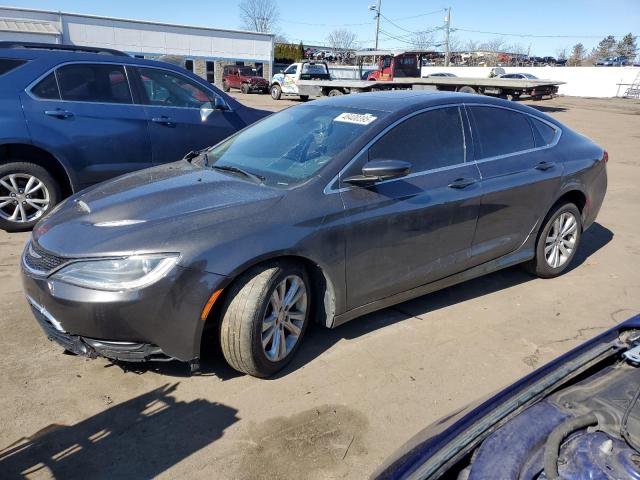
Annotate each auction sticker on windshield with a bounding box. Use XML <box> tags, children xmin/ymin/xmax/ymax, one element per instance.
<box><xmin>334</xmin><ymin>112</ymin><xmax>377</xmax><ymax>125</ymax></box>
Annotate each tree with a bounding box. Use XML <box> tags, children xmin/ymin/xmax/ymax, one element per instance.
<box><xmin>617</xmin><ymin>33</ymin><xmax>638</xmax><ymax>60</ymax></box>
<box><xmin>594</xmin><ymin>35</ymin><xmax>617</xmax><ymax>58</ymax></box>
<box><xmin>479</xmin><ymin>38</ymin><xmax>506</xmax><ymax>66</ymax></box>
<box><xmin>555</xmin><ymin>47</ymin><xmax>568</xmax><ymax>61</ymax></box>
<box><xmin>411</xmin><ymin>30</ymin><xmax>435</xmax><ymax>50</ymax></box>
<box><xmin>568</xmin><ymin>43</ymin><xmax>586</xmax><ymax>66</ymax></box>
<box><xmin>326</xmin><ymin>29</ymin><xmax>358</xmax><ymax>64</ymax></box>
<box><xmin>238</xmin><ymin>0</ymin><xmax>280</xmax><ymax>33</ymax></box>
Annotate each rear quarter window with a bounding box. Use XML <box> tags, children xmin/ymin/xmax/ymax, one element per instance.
<box><xmin>0</xmin><ymin>58</ymin><xmax>27</xmax><ymax>76</ymax></box>
<box><xmin>530</xmin><ymin>117</ymin><xmax>557</xmax><ymax>146</ymax></box>
<box><xmin>31</xmin><ymin>72</ymin><xmax>60</xmax><ymax>100</ymax></box>
<box><xmin>470</xmin><ymin>106</ymin><xmax>535</xmax><ymax>159</ymax></box>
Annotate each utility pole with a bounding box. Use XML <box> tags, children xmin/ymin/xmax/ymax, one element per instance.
<box><xmin>444</xmin><ymin>7</ymin><xmax>451</xmax><ymax>66</ymax></box>
<box><xmin>369</xmin><ymin>0</ymin><xmax>382</xmax><ymax>50</ymax></box>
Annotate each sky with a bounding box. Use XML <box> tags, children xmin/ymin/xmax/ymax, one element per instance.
<box><xmin>4</xmin><ymin>0</ymin><xmax>640</xmax><ymax>56</ymax></box>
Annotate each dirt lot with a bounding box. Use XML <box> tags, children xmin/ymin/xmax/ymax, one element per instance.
<box><xmin>1</xmin><ymin>94</ymin><xmax>639</xmax><ymax>479</ymax></box>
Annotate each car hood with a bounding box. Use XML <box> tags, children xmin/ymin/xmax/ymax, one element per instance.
<box><xmin>33</xmin><ymin>161</ymin><xmax>284</xmax><ymax>258</ymax></box>
<box><xmin>243</xmin><ymin>76</ymin><xmax>268</xmax><ymax>82</ymax></box>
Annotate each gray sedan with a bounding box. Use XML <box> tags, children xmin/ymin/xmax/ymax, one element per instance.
<box><xmin>21</xmin><ymin>91</ymin><xmax>608</xmax><ymax>377</ymax></box>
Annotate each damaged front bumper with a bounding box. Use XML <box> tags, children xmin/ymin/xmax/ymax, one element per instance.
<box><xmin>28</xmin><ymin>296</ymin><xmax>170</xmax><ymax>362</ymax></box>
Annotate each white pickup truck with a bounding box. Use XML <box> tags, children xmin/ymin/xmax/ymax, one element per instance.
<box><xmin>269</xmin><ymin>61</ymin><xmax>331</xmax><ymax>101</ymax></box>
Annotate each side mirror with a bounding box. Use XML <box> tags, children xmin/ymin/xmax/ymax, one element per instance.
<box><xmin>344</xmin><ymin>159</ymin><xmax>411</xmax><ymax>186</ymax></box>
<box><xmin>214</xmin><ymin>96</ymin><xmax>227</xmax><ymax>110</ymax></box>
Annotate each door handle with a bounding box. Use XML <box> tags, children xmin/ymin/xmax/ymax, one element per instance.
<box><xmin>151</xmin><ymin>116</ymin><xmax>176</xmax><ymax>127</ymax></box>
<box><xmin>448</xmin><ymin>177</ymin><xmax>476</xmax><ymax>189</ymax></box>
<box><xmin>44</xmin><ymin>109</ymin><xmax>74</xmax><ymax>119</ymax></box>
<box><xmin>535</xmin><ymin>161</ymin><xmax>555</xmax><ymax>171</ymax></box>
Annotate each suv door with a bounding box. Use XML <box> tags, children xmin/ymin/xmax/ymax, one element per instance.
<box><xmin>467</xmin><ymin>105</ymin><xmax>563</xmax><ymax>265</ymax></box>
<box><xmin>131</xmin><ymin>66</ymin><xmax>242</xmax><ymax>164</ymax></box>
<box><xmin>20</xmin><ymin>62</ymin><xmax>151</xmax><ymax>187</ymax></box>
<box><xmin>339</xmin><ymin>106</ymin><xmax>482</xmax><ymax>309</ymax></box>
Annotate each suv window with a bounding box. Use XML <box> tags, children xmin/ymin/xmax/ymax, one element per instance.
<box><xmin>530</xmin><ymin>117</ymin><xmax>557</xmax><ymax>146</ymax></box>
<box><xmin>369</xmin><ymin>107</ymin><xmax>465</xmax><ymax>172</ymax></box>
<box><xmin>0</xmin><ymin>58</ymin><xmax>27</xmax><ymax>76</ymax></box>
<box><xmin>136</xmin><ymin>67</ymin><xmax>217</xmax><ymax>108</ymax></box>
<box><xmin>56</xmin><ymin>64</ymin><xmax>132</xmax><ymax>103</ymax></box>
<box><xmin>469</xmin><ymin>106</ymin><xmax>534</xmax><ymax>159</ymax></box>
<box><xmin>31</xmin><ymin>72</ymin><xmax>60</xmax><ymax>100</ymax></box>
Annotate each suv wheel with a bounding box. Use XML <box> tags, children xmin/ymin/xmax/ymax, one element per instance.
<box><xmin>222</xmin><ymin>80</ymin><xmax>230</xmax><ymax>92</ymax></box>
<box><xmin>241</xmin><ymin>83</ymin><xmax>250</xmax><ymax>94</ymax></box>
<box><xmin>219</xmin><ymin>261</ymin><xmax>310</xmax><ymax>377</ymax></box>
<box><xmin>525</xmin><ymin>202</ymin><xmax>582</xmax><ymax>278</ymax></box>
<box><xmin>270</xmin><ymin>84</ymin><xmax>282</xmax><ymax>100</ymax></box>
<box><xmin>0</xmin><ymin>162</ymin><xmax>60</xmax><ymax>232</ymax></box>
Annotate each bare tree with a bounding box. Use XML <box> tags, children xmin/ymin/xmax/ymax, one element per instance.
<box><xmin>411</xmin><ymin>30</ymin><xmax>435</xmax><ymax>51</ymax></box>
<box><xmin>568</xmin><ymin>43</ymin><xmax>586</xmax><ymax>66</ymax></box>
<box><xmin>479</xmin><ymin>37</ymin><xmax>506</xmax><ymax>66</ymax></box>
<box><xmin>326</xmin><ymin>29</ymin><xmax>358</xmax><ymax>64</ymax></box>
<box><xmin>239</xmin><ymin>0</ymin><xmax>280</xmax><ymax>33</ymax></box>
<box><xmin>555</xmin><ymin>46</ymin><xmax>568</xmax><ymax>61</ymax></box>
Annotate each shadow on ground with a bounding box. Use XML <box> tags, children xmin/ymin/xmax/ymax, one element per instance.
<box><xmin>0</xmin><ymin>384</ymin><xmax>238</xmax><ymax>479</ymax></box>
<box><xmin>110</xmin><ymin>223</ymin><xmax>613</xmax><ymax>381</ymax></box>
<box><xmin>527</xmin><ymin>104</ymin><xmax>568</xmax><ymax>113</ymax></box>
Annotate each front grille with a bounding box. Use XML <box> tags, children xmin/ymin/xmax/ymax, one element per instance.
<box><xmin>23</xmin><ymin>242</ymin><xmax>73</xmax><ymax>275</ymax></box>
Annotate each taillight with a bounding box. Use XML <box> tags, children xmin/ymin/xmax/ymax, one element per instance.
<box><xmin>603</xmin><ymin>150</ymin><xmax>609</xmax><ymax>163</ymax></box>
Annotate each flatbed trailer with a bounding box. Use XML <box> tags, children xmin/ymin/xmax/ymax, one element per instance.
<box><xmin>296</xmin><ymin>76</ymin><xmax>564</xmax><ymax>100</ymax></box>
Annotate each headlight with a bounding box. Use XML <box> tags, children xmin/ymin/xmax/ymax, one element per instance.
<box><xmin>52</xmin><ymin>254</ymin><xmax>179</xmax><ymax>291</ymax></box>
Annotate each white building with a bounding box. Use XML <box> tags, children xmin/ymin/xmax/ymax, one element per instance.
<box><xmin>0</xmin><ymin>5</ymin><xmax>275</xmax><ymax>85</ymax></box>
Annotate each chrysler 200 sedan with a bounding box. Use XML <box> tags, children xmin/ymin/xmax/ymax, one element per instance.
<box><xmin>21</xmin><ymin>91</ymin><xmax>608</xmax><ymax>377</ymax></box>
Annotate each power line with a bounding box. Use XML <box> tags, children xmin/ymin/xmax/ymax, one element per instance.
<box><xmin>280</xmin><ymin>19</ymin><xmax>372</xmax><ymax>27</ymax></box>
<box><xmin>389</xmin><ymin>8</ymin><xmax>446</xmax><ymax>22</ymax></box>
<box><xmin>379</xmin><ymin>13</ymin><xmax>442</xmax><ymax>36</ymax></box>
<box><xmin>454</xmin><ymin>28</ymin><xmax>631</xmax><ymax>39</ymax></box>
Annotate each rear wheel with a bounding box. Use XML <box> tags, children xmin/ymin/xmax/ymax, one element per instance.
<box><xmin>270</xmin><ymin>84</ymin><xmax>282</xmax><ymax>100</ymax></box>
<box><xmin>524</xmin><ymin>202</ymin><xmax>582</xmax><ymax>278</ymax></box>
<box><xmin>241</xmin><ymin>83</ymin><xmax>250</xmax><ymax>94</ymax></box>
<box><xmin>219</xmin><ymin>261</ymin><xmax>311</xmax><ymax>377</ymax></box>
<box><xmin>0</xmin><ymin>162</ymin><xmax>60</xmax><ymax>232</ymax></box>
<box><xmin>328</xmin><ymin>89</ymin><xmax>344</xmax><ymax>97</ymax></box>
<box><xmin>458</xmin><ymin>86</ymin><xmax>477</xmax><ymax>94</ymax></box>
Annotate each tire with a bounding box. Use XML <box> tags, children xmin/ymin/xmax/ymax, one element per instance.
<box><xmin>241</xmin><ymin>83</ymin><xmax>250</xmax><ymax>94</ymax></box>
<box><xmin>458</xmin><ymin>86</ymin><xmax>477</xmax><ymax>94</ymax></box>
<box><xmin>328</xmin><ymin>89</ymin><xmax>344</xmax><ymax>97</ymax></box>
<box><xmin>220</xmin><ymin>261</ymin><xmax>311</xmax><ymax>377</ymax></box>
<box><xmin>524</xmin><ymin>202</ymin><xmax>582</xmax><ymax>278</ymax></box>
<box><xmin>222</xmin><ymin>81</ymin><xmax>230</xmax><ymax>93</ymax></box>
<box><xmin>299</xmin><ymin>95</ymin><xmax>309</xmax><ymax>101</ymax></box>
<box><xmin>0</xmin><ymin>162</ymin><xmax>60</xmax><ymax>232</ymax></box>
<box><xmin>270</xmin><ymin>84</ymin><xmax>282</xmax><ymax>100</ymax></box>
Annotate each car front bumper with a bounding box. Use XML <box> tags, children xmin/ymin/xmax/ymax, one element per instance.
<box><xmin>22</xmin><ymin>258</ymin><xmax>226</xmax><ymax>363</ymax></box>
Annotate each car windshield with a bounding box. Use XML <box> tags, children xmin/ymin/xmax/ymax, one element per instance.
<box><xmin>193</xmin><ymin>105</ymin><xmax>387</xmax><ymax>187</ymax></box>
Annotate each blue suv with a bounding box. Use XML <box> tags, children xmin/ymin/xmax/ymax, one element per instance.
<box><xmin>0</xmin><ymin>42</ymin><xmax>269</xmax><ymax>231</ymax></box>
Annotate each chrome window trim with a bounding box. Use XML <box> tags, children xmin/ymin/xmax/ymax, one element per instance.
<box><xmin>324</xmin><ymin>104</ymin><xmax>470</xmax><ymax>195</ymax></box>
<box><xmin>25</xmin><ymin>61</ymin><xmax>231</xmax><ymax>111</ymax></box>
<box><xmin>464</xmin><ymin>103</ymin><xmax>563</xmax><ymax>165</ymax></box>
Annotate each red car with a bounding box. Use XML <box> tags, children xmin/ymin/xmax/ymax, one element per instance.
<box><xmin>222</xmin><ymin>65</ymin><xmax>269</xmax><ymax>94</ymax></box>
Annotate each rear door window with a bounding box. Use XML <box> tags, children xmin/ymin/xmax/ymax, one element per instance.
<box><xmin>57</xmin><ymin>64</ymin><xmax>132</xmax><ymax>103</ymax></box>
<box><xmin>469</xmin><ymin>106</ymin><xmax>534</xmax><ymax>159</ymax></box>
<box><xmin>31</xmin><ymin>72</ymin><xmax>60</xmax><ymax>100</ymax></box>
<box><xmin>530</xmin><ymin>117</ymin><xmax>557</xmax><ymax>146</ymax></box>
<box><xmin>369</xmin><ymin>107</ymin><xmax>465</xmax><ymax>172</ymax></box>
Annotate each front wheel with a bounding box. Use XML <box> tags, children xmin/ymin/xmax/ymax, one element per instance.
<box><xmin>241</xmin><ymin>83</ymin><xmax>250</xmax><ymax>94</ymax></box>
<box><xmin>524</xmin><ymin>203</ymin><xmax>582</xmax><ymax>278</ymax></box>
<box><xmin>0</xmin><ymin>162</ymin><xmax>60</xmax><ymax>232</ymax></box>
<box><xmin>270</xmin><ymin>84</ymin><xmax>282</xmax><ymax>100</ymax></box>
<box><xmin>219</xmin><ymin>261</ymin><xmax>310</xmax><ymax>377</ymax></box>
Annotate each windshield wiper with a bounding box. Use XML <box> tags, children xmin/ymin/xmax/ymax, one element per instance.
<box><xmin>212</xmin><ymin>165</ymin><xmax>265</xmax><ymax>183</ymax></box>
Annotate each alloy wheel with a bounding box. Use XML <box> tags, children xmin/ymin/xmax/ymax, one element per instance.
<box><xmin>0</xmin><ymin>173</ymin><xmax>50</xmax><ymax>223</ymax></box>
<box><xmin>261</xmin><ymin>275</ymin><xmax>307</xmax><ymax>362</ymax></box>
<box><xmin>544</xmin><ymin>212</ymin><xmax>578</xmax><ymax>268</ymax></box>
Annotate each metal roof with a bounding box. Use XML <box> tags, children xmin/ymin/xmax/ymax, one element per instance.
<box><xmin>0</xmin><ymin>17</ymin><xmax>60</xmax><ymax>35</ymax></box>
<box><xmin>0</xmin><ymin>6</ymin><xmax>273</xmax><ymax>38</ymax></box>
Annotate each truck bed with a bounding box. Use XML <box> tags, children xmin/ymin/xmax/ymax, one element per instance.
<box><xmin>297</xmin><ymin>76</ymin><xmax>565</xmax><ymax>90</ymax></box>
